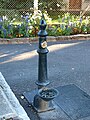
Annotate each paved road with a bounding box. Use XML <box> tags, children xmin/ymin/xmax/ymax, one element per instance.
<box><xmin>0</xmin><ymin>40</ymin><xmax>90</xmax><ymax>119</ymax></box>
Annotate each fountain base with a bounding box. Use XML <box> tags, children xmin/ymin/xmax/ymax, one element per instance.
<box><xmin>23</xmin><ymin>88</ymin><xmax>58</xmax><ymax>112</ymax></box>
<box><xmin>33</xmin><ymin>94</ymin><xmax>55</xmax><ymax>112</ymax></box>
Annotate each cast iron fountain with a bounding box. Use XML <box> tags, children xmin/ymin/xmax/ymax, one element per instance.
<box><xmin>24</xmin><ymin>14</ymin><xmax>59</xmax><ymax>112</ymax></box>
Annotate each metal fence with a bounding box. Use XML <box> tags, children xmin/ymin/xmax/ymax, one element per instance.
<box><xmin>0</xmin><ymin>0</ymin><xmax>90</xmax><ymax>19</ymax></box>
<box><xmin>0</xmin><ymin>0</ymin><xmax>33</xmax><ymax>19</ymax></box>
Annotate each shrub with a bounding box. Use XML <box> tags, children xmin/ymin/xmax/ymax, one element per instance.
<box><xmin>0</xmin><ymin>12</ymin><xmax>90</xmax><ymax>38</ymax></box>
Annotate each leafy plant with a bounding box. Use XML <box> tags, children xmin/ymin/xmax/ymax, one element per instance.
<box><xmin>0</xmin><ymin>12</ymin><xmax>90</xmax><ymax>38</ymax></box>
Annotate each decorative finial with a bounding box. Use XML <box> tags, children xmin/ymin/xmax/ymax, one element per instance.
<box><xmin>38</xmin><ymin>14</ymin><xmax>47</xmax><ymax>36</ymax></box>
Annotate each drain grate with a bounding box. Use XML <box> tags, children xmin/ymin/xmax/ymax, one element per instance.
<box><xmin>54</xmin><ymin>84</ymin><xmax>90</xmax><ymax>120</ymax></box>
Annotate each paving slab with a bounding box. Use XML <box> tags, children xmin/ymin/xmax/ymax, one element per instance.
<box><xmin>54</xmin><ymin>84</ymin><xmax>90</xmax><ymax>120</ymax></box>
<box><xmin>0</xmin><ymin>72</ymin><xmax>30</xmax><ymax>120</ymax></box>
<box><xmin>38</xmin><ymin>103</ymin><xmax>71</xmax><ymax>120</ymax></box>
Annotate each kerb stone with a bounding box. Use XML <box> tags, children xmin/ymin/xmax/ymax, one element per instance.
<box><xmin>0</xmin><ymin>72</ymin><xmax>30</xmax><ymax>120</ymax></box>
<box><xmin>0</xmin><ymin>87</ymin><xmax>17</xmax><ymax>119</ymax></box>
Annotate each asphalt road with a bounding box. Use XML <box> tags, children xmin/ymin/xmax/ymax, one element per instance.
<box><xmin>0</xmin><ymin>40</ymin><xmax>90</xmax><ymax>119</ymax></box>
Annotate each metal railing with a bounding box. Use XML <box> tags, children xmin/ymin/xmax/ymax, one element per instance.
<box><xmin>0</xmin><ymin>0</ymin><xmax>90</xmax><ymax>18</ymax></box>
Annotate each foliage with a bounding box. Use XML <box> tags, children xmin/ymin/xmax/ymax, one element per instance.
<box><xmin>0</xmin><ymin>10</ymin><xmax>52</xmax><ymax>38</ymax></box>
<box><xmin>39</xmin><ymin>0</ymin><xmax>67</xmax><ymax>11</ymax></box>
<box><xmin>0</xmin><ymin>12</ymin><xmax>90</xmax><ymax>38</ymax></box>
<box><xmin>47</xmin><ymin>13</ymin><xmax>90</xmax><ymax>36</ymax></box>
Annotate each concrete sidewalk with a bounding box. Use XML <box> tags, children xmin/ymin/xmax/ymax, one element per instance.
<box><xmin>0</xmin><ymin>72</ymin><xmax>30</xmax><ymax>120</ymax></box>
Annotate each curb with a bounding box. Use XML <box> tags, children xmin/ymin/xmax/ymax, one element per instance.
<box><xmin>0</xmin><ymin>72</ymin><xmax>30</xmax><ymax>120</ymax></box>
<box><xmin>0</xmin><ymin>34</ymin><xmax>90</xmax><ymax>44</ymax></box>
<box><xmin>0</xmin><ymin>87</ymin><xmax>17</xmax><ymax>119</ymax></box>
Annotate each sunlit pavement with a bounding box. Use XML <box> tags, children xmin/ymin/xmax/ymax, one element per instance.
<box><xmin>0</xmin><ymin>40</ymin><xmax>90</xmax><ymax>120</ymax></box>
